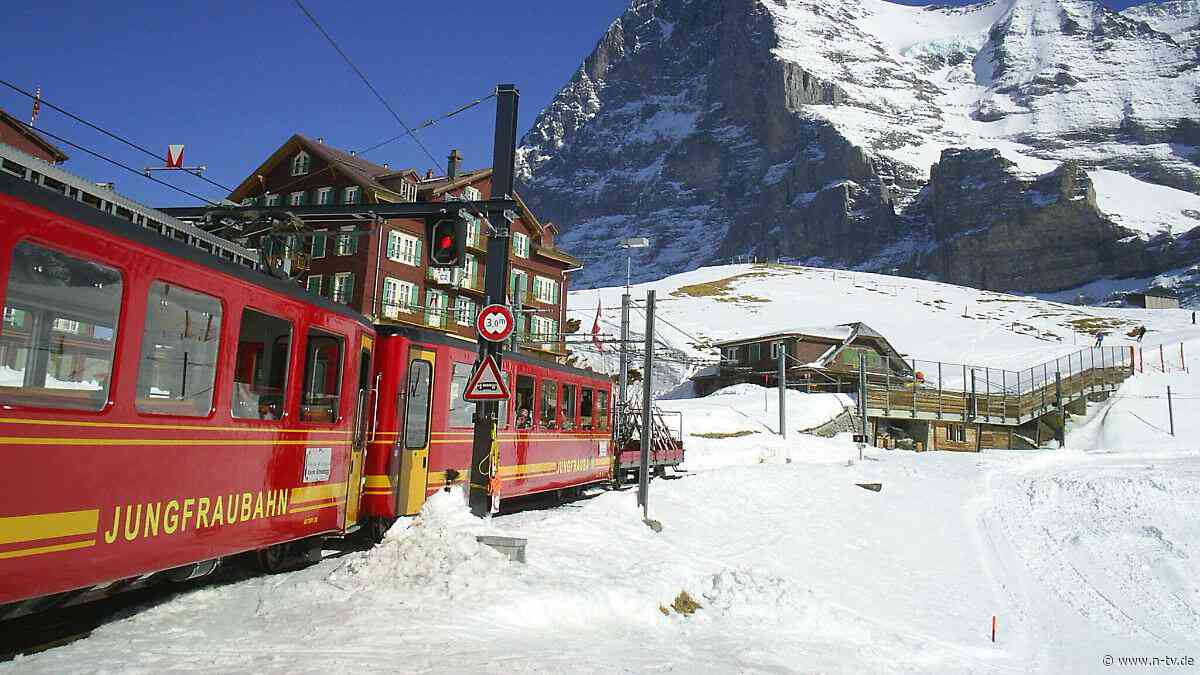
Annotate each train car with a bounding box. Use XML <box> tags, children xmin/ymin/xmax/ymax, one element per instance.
<box><xmin>0</xmin><ymin>172</ymin><xmax>376</xmax><ymax>617</ymax></box>
<box><xmin>614</xmin><ymin>408</ymin><xmax>685</xmax><ymax>483</ymax></box>
<box><xmin>362</xmin><ymin>324</ymin><xmax>614</xmax><ymax>530</ymax></box>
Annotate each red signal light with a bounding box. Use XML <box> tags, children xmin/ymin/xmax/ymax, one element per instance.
<box><xmin>438</xmin><ymin>234</ymin><xmax>453</xmax><ymax>250</ymax></box>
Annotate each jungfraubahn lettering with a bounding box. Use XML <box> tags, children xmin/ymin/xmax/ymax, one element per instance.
<box><xmin>102</xmin><ymin>489</ymin><xmax>290</xmax><ymax>544</ymax></box>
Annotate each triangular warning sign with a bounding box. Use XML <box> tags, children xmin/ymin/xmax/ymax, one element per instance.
<box><xmin>463</xmin><ymin>355</ymin><xmax>511</xmax><ymax>401</ymax></box>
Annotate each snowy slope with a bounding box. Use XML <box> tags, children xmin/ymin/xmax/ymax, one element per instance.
<box><xmin>566</xmin><ymin>263</ymin><xmax>1196</xmax><ymax>396</ymax></box>
<box><xmin>1089</xmin><ymin>169</ymin><xmax>1200</xmax><ymax>237</ymax></box>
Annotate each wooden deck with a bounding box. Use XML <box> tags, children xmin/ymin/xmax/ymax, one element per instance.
<box><xmin>865</xmin><ymin>347</ymin><xmax>1134</xmax><ymax>427</ymax></box>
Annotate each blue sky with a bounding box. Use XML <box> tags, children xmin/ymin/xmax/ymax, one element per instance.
<box><xmin>2</xmin><ymin>0</ymin><xmax>1159</xmax><ymax>207</ymax></box>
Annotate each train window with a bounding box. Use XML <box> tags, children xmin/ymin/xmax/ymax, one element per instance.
<box><xmin>561</xmin><ymin>384</ymin><xmax>576</xmax><ymax>431</ymax></box>
<box><xmin>136</xmin><ymin>282</ymin><xmax>222</xmax><ymax>416</ymax></box>
<box><xmin>498</xmin><ymin>373</ymin><xmax>509</xmax><ymax>428</ymax></box>
<box><xmin>514</xmin><ymin>374</ymin><xmax>534</xmax><ymax>429</ymax></box>
<box><xmin>539</xmin><ymin>379</ymin><xmax>558</xmax><ymax>430</ymax></box>
<box><xmin>448</xmin><ymin>363</ymin><xmax>474</xmax><ymax>428</ymax></box>
<box><xmin>580</xmin><ymin>388</ymin><xmax>594</xmax><ymax>430</ymax></box>
<box><xmin>231</xmin><ymin>309</ymin><xmax>292</xmax><ymax>420</ymax></box>
<box><xmin>0</xmin><ymin>242</ymin><xmax>122</xmax><ymax>410</ymax></box>
<box><xmin>403</xmin><ymin>359</ymin><xmax>432</xmax><ymax>449</ymax></box>
<box><xmin>301</xmin><ymin>329</ymin><xmax>343</xmax><ymax>423</ymax></box>
<box><xmin>597</xmin><ymin>390</ymin><xmax>610</xmax><ymax>431</ymax></box>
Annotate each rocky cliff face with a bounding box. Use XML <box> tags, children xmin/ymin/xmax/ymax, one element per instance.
<box><xmin>517</xmin><ymin>0</ymin><xmax>1200</xmax><ymax>293</ymax></box>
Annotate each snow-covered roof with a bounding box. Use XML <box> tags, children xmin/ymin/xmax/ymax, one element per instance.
<box><xmin>713</xmin><ymin>325</ymin><xmax>854</xmax><ymax>347</ymax></box>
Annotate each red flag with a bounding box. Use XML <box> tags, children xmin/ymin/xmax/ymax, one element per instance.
<box><xmin>30</xmin><ymin>87</ymin><xmax>41</xmax><ymax>126</ymax></box>
<box><xmin>591</xmin><ymin>298</ymin><xmax>604</xmax><ymax>353</ymax></box>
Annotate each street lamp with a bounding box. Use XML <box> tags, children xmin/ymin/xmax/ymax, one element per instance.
<box><xmin>620</xmin><ymin>237</ymin><xmax>650</xmax><ymax>293</ymax></box>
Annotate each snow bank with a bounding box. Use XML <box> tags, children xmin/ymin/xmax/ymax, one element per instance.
<box><xmin>1089</xmin><ymin>170</ymin><xmax>1200</xmax><ymax>238</ymax></box>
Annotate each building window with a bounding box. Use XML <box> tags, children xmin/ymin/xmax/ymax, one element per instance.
<box><xmin>387</xmin><ymin>230</ymin><xmax>421</xmax><ymax>266</ymax></box>
<box><xmin>316</xmin><ymin>186</ymin><xmax>333</xmax><ymax>205</ymax></box>
<box><xmin>306</xmin><ymin>275</ymin><xmax>323</xmax><ymax>295</ymax></box>
<box><xmin>342</xmin><ymin>186</ymin><xmax>360</xmax><ymax>205</ymax></box>
<box><xmin>531</xmin><ymin>314</ymin><xmax>558</xmax><ymax>344</ymax></box>
<box><xmin>462</xmin><ymin>186</ymin><xmax>481</xmax><ymax>201</ymax></box>
<box><xmin>310</xmin><ymin>231</ymin><xmax>327</xmax><ymax>259</ymax></box>
<box><xmin>462</xmin><ymin>254</ymin><xmax>478</xmax><ymax>289</ymax></box>
<box><xmin>264</xmin><ymin>193</ymin><xmax>280</xmax><ymax>207</ymax></box>
<box><xmin>532</xmin><ymin>275</ymin><xmax>559</xmax><ymax>304</ymax></box>
<box><xmin>465</xmin><ymin>215</ymin><xmax>481</xmax><ymax>248</ymax></box>
<box><xmin>381</xmin><ymin>277</ymin><xmax>416</xmax><ymax>318</ymax></box>
<box><xmin>945</xmin><ymin>425</ymin><xmax>966</xmax><ymax>443</ymax></box>
<box><xmin>509</xmin><ymin>268</ymin><xmax>528</xmax><ymax>302</ymax></box>
<box><xmin>335</xmin><ymin>227</ymin><xmax>358</xmax><ymax>256</ymax></box>
<box><xmin>512</xmin><ymin>232</ymin><xmax>530</xmax><ymax>258</ymax></box>
<box><xmin>397</xmin><ymin>180</ymin><xmax>417</xmax><ymax>203</ymax></box>
<box><xmin>455</xmin><ymin>296</ymin><xmax>476</xmax><ymax>326</ymax></box>
<box><xmin>0</xmin><ymin>242</ymin><xmax>122</xmax><ymax>411</ymax></box>
<box><xmin>241</xmin><ymin>197</ymin><xmax>256</xmax><ymax>207</ymax></box>
<box><xmin>291</xmin><ymin>152</ymin><xmax>311</xmax><ymax>176</ymax></box>
<box><xmin>332</xmin><ymin>272</ymin><xmax>354</xmax><ymax>305</ymax></box>
<box><xmin>136</xmin><ymin>281</ymin><xmax>223</xmax><ymax>417</ymax></box>
<box><xmin>231</xmin><ymin>309</ymin><xmax>292</xmax><ymax>420</ymax></box>
<box><xmin>425</xmin><ymin>289</ymin><xmax>447</xmax><ymax>328</ymax></box>
<box><xmin>749</xmin><ymin>343</ymin><xmax>761</xmax><ymax>362</ymax></box>
<box><xmin>771</xmin><ymin>341</ymin><xmax>786</xmax><ymax>359</ymax></box>
<box><xmin>289</xmin><ymin>191</ymin><xmax>306</xmax><ymax>206</ymax></box>
<box><xmin>722</xmin><ymin>347</ymin><xmax>738</xmax><ymax>364</ymax></box>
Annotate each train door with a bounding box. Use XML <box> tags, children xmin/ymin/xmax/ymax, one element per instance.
<box><xmin>397</xmin><ymin>345</ymin><xmax>436</xmax><ymax>515</ymax></box>
<box><xmin>344</xmin><ymin>336</ymin><xmax>373</xmax><ymax>527</ymax></box>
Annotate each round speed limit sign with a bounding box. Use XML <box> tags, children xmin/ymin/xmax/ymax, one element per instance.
<box><xmin>476</xmin><ymin>304</ymin><xmax>515</xmax><ymax>342</ymax></box>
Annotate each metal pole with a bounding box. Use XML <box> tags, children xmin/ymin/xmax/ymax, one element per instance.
<box><xmin>469</xmin><ymin>84</ymin><xmax>519</xmax><ymax>518</ymax></box>
<box><xmin>970</xmin><ymin>369</ymin><xmax>977</xmax><ymax>421</ymax></box>
<box><xmin>1055</xmin><ymin>371</ymin><xmax>1065</xmax><ymax>446</ymax></box>
<box><xmin>937</xmin><ymin>361</ymin><xmax>943</xmax><ymax>420</ymax></box>
<box><xmin>509</xmin><ymin>275</ymin><xmax>524</xmax><ymax>354</ymax></box>
<box><xmin>639</xmin><ymin>290</ymin><xmax>655</xmax><ymax>520</ymax></box>
<box><xmin>859</xmin><ymin>351</ymin><xmax>868</xmax><ymax>442</ymax></box>
<box><xmin>1167</xmin><ymin>386</ymin><xmax>1175</xmax><ymax>436</ymax></box>
<box><xmin>618</xmin><ymin>293</ymin><xmax>629</xmax><ymax>441</ymax></box>
<box><xmin>778</xmin><ymin>347</ymin><xmax>786</xmax><ymax>438</ymax></box>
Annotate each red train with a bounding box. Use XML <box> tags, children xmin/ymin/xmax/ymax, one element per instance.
<box><xmin>0</xmin><ymin>171</ymin><xmax>643</xmax><ymax>618</ymax></box>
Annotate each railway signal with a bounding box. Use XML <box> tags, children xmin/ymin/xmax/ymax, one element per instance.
<box><xmin>426</xmin><ymin>215</ymin><xmax>466</xmax><ymax>268</ymax></box>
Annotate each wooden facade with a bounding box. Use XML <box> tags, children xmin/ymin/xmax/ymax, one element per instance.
<box><xmin>175</xmin><ymin>135</ymin><xmax>580</xmax><ymax>361</ymax></box>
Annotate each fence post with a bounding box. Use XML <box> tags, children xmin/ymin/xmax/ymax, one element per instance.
<box><xmin>937</xmin><ymin>361</ymin><xmax>943</xmax><ymax>420</ymax></box>
<box><xmin>1160</xmin><ymin>344</ymin><xmax>1165</xmax><ymax>372</ymax></box>
<box><xmin>1181</xmin><ymin>343</ymin><xmax>1187</xmax><ymax>373</ymax></box>
<box><xmin>1002</xmin><ymin>370</ymin><xmax>1008</xmax><ymax>421</ymax></box>
<box><xmin>885</xmin><ymin>356</ymin><xmax>891</xmax><ymax>416</ymax></box>
<box><xmin>962</xmin><ymin>364</ymin><xmax>968</xmax><ymax>422</ymax></box>
<box><xmin>970</xmin><ymin>369</ymin><xmax>977</xmax><ymax>420</ymax></box>
<box><xmin>1101</xmin><ymin>347</ymin><xmax>1108</xmax><ymax>390</ymax></box>
<box><xmin>1042</xmin><ymin>363</ymin><xmax>1048</xmax><ymax>412</ymax></box>
<box><xmin>1167</xmin><ymin>386</ymin><xmax>1175</xmax><ymax>437</ymax></box>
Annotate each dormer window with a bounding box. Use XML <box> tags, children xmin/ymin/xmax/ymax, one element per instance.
<box><xmin>291</xmin><ymin>152</ymin><xmax>311</xmax><ymax>176</ymax></box>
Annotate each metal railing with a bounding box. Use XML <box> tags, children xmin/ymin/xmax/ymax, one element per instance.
<box><xmin>864</xmin><ymin>346</ymin><xmax>1134</xmax><ymax>426</ymax></box>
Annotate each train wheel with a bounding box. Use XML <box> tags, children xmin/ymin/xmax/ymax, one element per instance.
<box><xmin>368</xmin><ymin>516</ymin><xmax>396</xmax><ymax>544</ymax></box>
<box><xmin>256</xmin><ymin>538</ymin><xmax>321</xmax><ymax>574</ymax></box>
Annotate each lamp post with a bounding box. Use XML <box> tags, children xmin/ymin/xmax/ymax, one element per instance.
<box><xmin>620</xmin><ymin>237</ymin><xmax>650</xmax><ymax>293</ymax></box>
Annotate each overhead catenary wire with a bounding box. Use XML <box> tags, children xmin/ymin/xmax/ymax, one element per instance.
<box><xmin>293</xmin><ymin>0</ymin><xmax>441</xmax><ymax>171</ymax></box>
<box><xmin>14</xmin><ymin>121</ymin><xmax>220</xmax><ymax>206</ymax></box>
<box><xmin>0</xmin><ymin>79</ymin><xmax>236</xmax><ymax>196</ymax></box>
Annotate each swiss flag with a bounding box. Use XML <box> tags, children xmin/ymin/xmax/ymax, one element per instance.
<box><xmin>591</xmin><ymin>298</ymin><xmax>604</xmax><ymax>353</ymax></box>
<box><xmin>166</xmin><ymin>144</ymin><xmax>184</xmax><ymax>168</ymax></box>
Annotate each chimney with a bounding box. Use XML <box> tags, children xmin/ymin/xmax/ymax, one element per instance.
<box><xmin>425</xmin><ymin>168</ymin><xmax>434</xmax><ymax>180</ymax></box>
<box><xmin>447</xmin><ymin>149</ymin><xmax>463</xmax><ymax>179</ymax></box>
<box><xmin>383</xmin><ymin>162</ymin><xmax>389</xmax><ymax>169</ymax></box>
<box><xmin>317</xmin><ymin>137</ymin><xmax>324</xmax><ymax>144</ymax></box>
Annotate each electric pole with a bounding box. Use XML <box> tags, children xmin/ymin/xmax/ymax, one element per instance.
<box><xmin>469</xmin><ymin>84</ymin><xmax>519</xmax><ymax>518</ymax></box>
<box><xmin>778</xmin><ymin>347</ymin><xmax>787</xmax><ymax>438</ymax></box>
<box><xmin>638</xmin><ymin>290</ymin><xmax>655</xmax><ymax>520</ymax></box>
<box><xmin>618</xmin><ymin>293</ymin><xmax>630</xmax><ymax>442</ymax></box>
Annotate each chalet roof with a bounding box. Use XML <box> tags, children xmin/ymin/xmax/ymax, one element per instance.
<box><xmin>227</xmin><ymin>134</ymin><xmax>414</xmax><ymax>203</ymax></box>
<box><xmin>716</xmin><ymin>322</ymin><xmax>912</xmax><ymax>374</ymax></box>
<box><xmin>1131</xmin><ymin>287</ymin><xmax>1179</xmax><ymax>299</ymax></box>
<box><xmin>0</xmin><ymin>108</ymin><xmax>69</xmax><ymax>163</ymax></box>
<box><xmin>714</xmin><ymin>325</ymin><xmax>854</xmax><ymax>347</ymax></box>
<box><xmin>417</xmin><ymin>168</ymin><xmax>493</xmax><ymax>196</ymax></box>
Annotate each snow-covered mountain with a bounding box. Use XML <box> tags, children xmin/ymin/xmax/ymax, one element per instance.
<box><xmin>517</xmin><ymin>0</ymin><xmax>1200</xmax><ymax>291</ymax></box>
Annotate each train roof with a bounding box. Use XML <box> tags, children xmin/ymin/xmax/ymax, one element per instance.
<box><xmin>0</xmin><ymin>171</ymin><xmax>371</xmax><ymax>328</ymax></box>
<box><xmin>375</xmin><ymin>323</ymin><xmax>613</xmax><ymax>383</ymax></box>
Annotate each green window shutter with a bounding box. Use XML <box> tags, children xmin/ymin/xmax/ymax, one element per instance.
<box><xmin>414</xmin><ymin>237</ymin><xmax>422</xmax><ymax>263</ymax></box>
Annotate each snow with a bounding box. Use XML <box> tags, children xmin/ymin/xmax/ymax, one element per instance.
<box><xmin>715</xmin><ymin>324</ymin><xmax>853</xmax><ymax>345</ymax></box>
<box><xmin>8</xmin><ymin>269</ymin><xmax>1200</xmax><ymax>673</ymax></box>
<box><xmin>1088</xmin><ymin>169</ymin><xmax>1200</xmax><ymax>238</ymax></box>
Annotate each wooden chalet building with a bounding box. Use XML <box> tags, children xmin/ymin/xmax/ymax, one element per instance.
<box><xmin>694</xmin><ymin>322</ymin><xmax>912</xmax><ymax>396</ymax></box>
<box><xmin>171</xmin><ymin>136</ymin><xmax>580</xmax><ymax>361</ymax></box>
